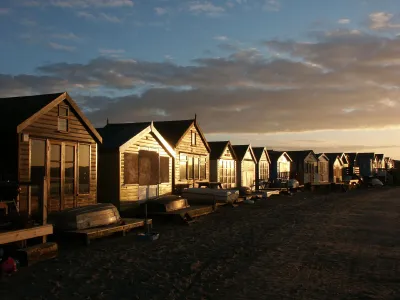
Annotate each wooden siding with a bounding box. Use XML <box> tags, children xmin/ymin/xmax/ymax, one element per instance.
<box><xmin>119</xmin><ymin>132</ymin><xmax>172</xmax><ymax>207</ymax></box>
<box><xmin>18</xmin><ymin>100</ymin><xmax>97</xmax><ymax>215</ymax></box>
<box><xmin>175</xmin><ymin>124</ymin><xmax>209</xmax><ymax>186</ymax></box>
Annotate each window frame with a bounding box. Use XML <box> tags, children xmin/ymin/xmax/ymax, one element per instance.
<box><xmin>78</xmin><ymin>143</ymin><xmax>91</xmax><ymax>195</ymax></box>
<box><xmin>191</xmin><ymin>131</ymin><xmax>197</xmax><ymax>146</ymax></box>
<box><xmin>58</xmin><ymin>105</ymin><xmax>70</xmax><ymax>132</ymax></box>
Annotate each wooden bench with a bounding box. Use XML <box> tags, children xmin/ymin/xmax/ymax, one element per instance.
<box><xmin>0</xmin><ymin>224</ymin><xmax>53</xmax><ymax>246</ymax></box>
<box><xmin>65</xmin><ymin>218</ymin><xmax>153</xmax><ymax>245</ymax></box>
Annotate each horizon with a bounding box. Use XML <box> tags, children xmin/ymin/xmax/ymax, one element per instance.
<box><xmin>1</xmin><ymin>0</ymin><xmax>399</xmax><ymax>158</ymax></box>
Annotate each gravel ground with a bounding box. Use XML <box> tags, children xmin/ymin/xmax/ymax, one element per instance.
<box><xmin>1</xmin><ymin>187</ymin><xmax>400</xmax><ymax>300</ymax></box>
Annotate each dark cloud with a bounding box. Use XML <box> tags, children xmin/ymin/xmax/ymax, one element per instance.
<box><xmin>1</xmin><ymin>29</ymin><xmax>400</xmax><ymax>134</ymax></box>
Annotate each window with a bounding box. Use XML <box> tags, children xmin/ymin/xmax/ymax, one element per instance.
<box><xmin>191</xmin><ymin>131</ymin><xmax>196</xmax><ymax>146</ymax></box>
<box><xmin>65</xmin><ymin>145</ymin><xmax>75</xmax><ymax>195</ymax></box>
<box><xmin>180</xmin><ymin>154</ymin><xmax>187</xmax><ymax>180</ymax></box>
<box><xmin>260</xmin><ymin>161</ymin><xmax>269</xmax><ymax>181</ymax></box>
<box><xmin>219</xmin><ymin>159</ymin><xmax>235</xmax><ymax>184</ymax></box>
<box><xmin>50</xmin><ymin>144</ymin><xmax>61</xmax><ymax>197</ymax></box>
<box><xmin>200</xmin><ymin>157</ymin><xmax>207</xmax><ymax>180</ymax></box>
<box><xmin>30</xmin><ymin>139</ymin><xmax>46</xmax><ymax>197</ymax></box>
<box><xmin>79</xmin><ymin>144</ymin><xmax>90</xmax><ymax>193</ymax></box>
<box><xmin>58</xmin><ymin>105</ymin><xmax>69</xmax><ymax>132</ymax></box>
<box><xmin>180</xmin><ymin>154</ymin><xmax>207</xmax><ymax>180</ymax></box>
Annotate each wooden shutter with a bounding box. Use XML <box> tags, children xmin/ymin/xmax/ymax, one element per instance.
<box><xmin>124</xmin><ymin>153</ymin><xmax>139</xmax><ymax>184</ymax></box>
<box><xmin>160</xmin><ymin>156</ymin><xmax>170</xmax><ymax>183</ymax></box>
<box><xmin>139</xmin><ymin>150</ymin><xmax>160</xmax><ymax>186</ymax></box>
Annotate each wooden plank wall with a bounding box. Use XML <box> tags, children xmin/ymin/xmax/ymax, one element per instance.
<box><xmin>175</xmin><ymin>124</ymin><xmax>210</xmax><ymax>185</ymax></box>
<box><xmin>97</xmin><ymin>150</ymin><xmax>120</xmax><ymax>208</ymax></box>
<box><xmin>119</xmin><ymin>132</ymin><xmax>172</xmax><ymax>204</ymax></box>
<box><xmin>18</xmin><ymin>100</ymin><xmax>97</xmax><ymax>214</ymax></box>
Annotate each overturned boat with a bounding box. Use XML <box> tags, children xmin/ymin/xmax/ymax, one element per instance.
<box><xmin>139</xmin><ymin>194</ymin><xmax>216</xmax><ymax>224</ymax></box>
<box><xmin>181</xmin><ymin>187</ymin><xmax>239</xmax><ymax>205</ymax></box>
<box><xmin>48</xmin><ymin>203</ymin><xmax>122</xmax><ymax>232</ymax></box>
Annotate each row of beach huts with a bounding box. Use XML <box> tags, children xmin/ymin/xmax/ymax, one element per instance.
<box><xmin>0</xmin><ymin>92</ymin><xmax>398</xmax><ymax>266</ymax></box>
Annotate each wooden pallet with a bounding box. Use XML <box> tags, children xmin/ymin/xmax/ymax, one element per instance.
<box><xmin>65</xmin><ymin>218</ymin><xmax>152</xmax><ymax>245</ymax></box>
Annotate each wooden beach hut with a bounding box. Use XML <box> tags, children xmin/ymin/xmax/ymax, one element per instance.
<box><xmin>252</xmin><ymin>147</ymin><xmax>271</xmax><ymax>190</ymax></box>
<box><xmin>97</xmin><ymin>122</ymin><xmax>175</xmax><ymax>212</ymax></box>
<box><xmin>152</xmin><ymin>118</ymin><xmax>211</xmax><ymax>194</ymax></box>
<box><xmin>232</xmin><ymin>145</ymin><xmax>257</xmax><ymax>188</ymax></box>
<box><xmin>208</xmin><ymin>141</ymin><xmax>237</xmax><ymax>189</ymax></box>
<box><xmin>0</xmin><ymin>92</ymin><xmax>102</xmax><ymax>220</ymax></box>
<box><xmin>267</xmin><ymin>150</ymin><xmax>292</xmax><ymax>180</ymax></box>
<box><xmin>286</xmin><ymin>150</ymin><xmax>318</xmax><ymax>185</ymax></box>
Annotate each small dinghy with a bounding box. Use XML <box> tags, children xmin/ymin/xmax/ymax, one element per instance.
<box><xmin>48</xmin><ymin>203</ymin><xmax>121</xmax><ymax>232</ymax></box>
<box><xmin>144</xmin><ymin>195</ymin><xmax>191</xmax><ymax>213</ymax></box>
<box><xmin>182</xmin><ymin>188</ymin><xmax>239</xmax><ymax>205</ymax></box>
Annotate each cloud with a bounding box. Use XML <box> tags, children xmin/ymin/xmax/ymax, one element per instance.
<box><xmin>154</xmin><ymin>7</ymin><xmax>167</xmax><ymax>16</ymax></box>
<box><xmin>51</xmin><ymin>32</ymin><xmax>80</xmax><ymax>40</ymax></box>
<box><xmin>77</xmin><ymin>11</ymin><xmax>121</xmax><ymax>22</ymax></box>
<box><xmin>99</xmin><ymin>12</ymin><xmax>121</xmax><ymax>22</ymax></box>
<box><xmin>99</xmin><ymin>48</ymin><xmax>125</xmax><ymax>57</ymax></box>
<box><xmin>262</xmin><ymin>0</ymin><xmax>280</xmax><ymax>12</ymax></box>
<box><xmin>338</xmin><ymin>18</ymin><xmax>350</xmax><ymax>24</ymax></box>
<box><xmin>187</xmin><ymin>1</ymin><xmax>225</xmax><ymax>16</ymax></box>
<box><xmin>48</xmin><ymin>42</ymin><xmax>76</xmax><ymax>52</ymax></box>
<box><xmin>213</xmin><ymin>35</ymin><xmax>228</xmax><ymax>41</ymax></box>
<box><xmin>21</xmin><ymin>0</ymin><xmax>134</xmax><ymax>8</ymax></box>
<box><xmin>369</xmin><ymin>12</ymin><xmax>400</xmax><ymax>30</ymax></box>
<box><xmin>2</xmin><ymin>28</ymin><xmax>400</xmax><ymax>135</ymax></box>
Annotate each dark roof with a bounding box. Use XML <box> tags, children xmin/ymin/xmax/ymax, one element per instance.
<box><xmin>267</xmin><ymin>150</ymin><xmax>284</xmax><ymax>162</ymax></box>
<box><xmin>97</xmin><ymin>122</ymin><xmax>151</xmax><ymax>149</ymax></box>
<box><xmin>316</xmin><ymin>153</ymin><xmax>329</xmax><ymax>161</ymax></box>
<box><xmin>324</xmin><ymin>153</ymin><xmax>342</xmax><ymax>163</ymax></box>
<box><xmin>375</xmin><ymin>154</ymin><xmax>384</xmax><ymax>160</ymax></box>
<box><xmin>152</xmin><ymin>119</ymin><xmax>194</xmax><ymax>147</ymax></box>
<box><xmin>345</xmin><ymin>152</ymin><xmax>357</xmax><ymax>164</ymax></box>
<box><xmin>357</xmin><ymin>152</ymin><xmax>375</xmax><ymax>161</ymax></box>
<box><xmin>209</xmin><ymin>141</ymin><xmax>230</xmax><ymax>160</ymax></box>
<box><xmin>0</xmin><ymin>92</ymin><xmax>64</xmax><ymax>132</ymax></box>
<box><xmin>232</xmin><ymin>145</ymin><xmax>251</xmax><ymax>161</ymax></box>
<box><xmin>286</xmin><ymin>150</ymin><xmax>314</xmax><ymax>162</ymax></box>
<box><xmin>252</xmin><ymin>147</ymin><xmax>266</xmax><ymax>162</ymax></box>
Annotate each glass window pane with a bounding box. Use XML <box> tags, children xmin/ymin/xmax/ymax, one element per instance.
<box><xmin>65</xmin><ymin>179</ymin><xmax>74</xmax><ymax>195</ymax></box>
<box><xmin>31</xmin><ymin>139</ymin><xmax>45</xmax><ymax>184</ymax></box>
<box><xmin>79</xmin><ymin>144</ymin><xmax>90</xmax><ymax>194</ymax></box>
<box><xmin>188</xmin><ymin>157</ymin><xmax>193</xmax><ymax>179</ymax></box>
<box><xmin>50</xmin><ymin>180</ymin><xmax>60</xmax><ymax>196</ymax></box>
<box><xmin>194</xmin><ymin>158</ymin><xmax>199</xmax><ymax>179</ymax></box>
<box><xmin>65</xmin><ymin>145</ymin><xmax>74</xmax><ymax>162</ymax></box>
<box><xmin>50</xmin><ymin>161</ymin><xmax>61</xmax><ymax>178</ymax></box>
<box><xmin>51</xmin><ymin>144</ymin><xmax>61</xmax><ymax>161</ymax></box>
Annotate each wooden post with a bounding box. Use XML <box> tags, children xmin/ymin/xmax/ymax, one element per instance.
<box><xmin>42</xmin><ymin>177</ymin><xmax>48</xmax><ymax>243</ymax></box>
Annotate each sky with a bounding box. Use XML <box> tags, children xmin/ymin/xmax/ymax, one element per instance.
<box><xmin>1</xmin><ymin>0</ymin><xmax>400</xmax><ymax>158</ymax></box>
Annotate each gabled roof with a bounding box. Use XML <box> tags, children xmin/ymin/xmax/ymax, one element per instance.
<box><xmin>286</xmin><ymin>150</ymin><xmax>316</xmax><ymax>162</ymax></box>
<box><xmin>252</xmin><ymin>147</ymin><xmax>271</xmax><ymax>164</ymax></box>
<box><xmin>208</xmin><ymin>141</ymin><xmax>237</xmax><ymax>160</ymax></box>
<box><xmin>375</xmin><ymin>154</ymin><xmax>384</xmax><ymax>160</ymax></box>
<box><xmin>232</xmin><ymin>145</ymin><xmax>256</xmax><ymax>162</ymax></box>
<box><xmin>97</xmin><ymin>121</ymin><xmax>175</xmax><ymax>157</ymax></box>
<box><xmin>324</xmin><ymin>153</ymin><xmax>343</xmax><ymax>165</ymax></box>
<box><xmin>267</xmin><ymin>150</ymin><xmax>293</xmax><ymax>163</ymax></box>
<box><xmin>0</xmin><ymin>92</ymin><xmax>102</xmax><ymax>143</ymax></box>
<box><xmin>152</xmin><ymin>119</ymin><xmax>210</xmax><ymax>152</ymax></box>
<box><xmin>97</xmin><ymin>122</ymin><xmax>151</xmax><ymax>149</ymax></box>
<box><xmin>316</xmin><ymin>153</ymin><xmax>329</xmax><ymax>161</ymax></box>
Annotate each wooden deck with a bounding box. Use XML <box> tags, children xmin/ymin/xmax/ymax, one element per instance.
<box><xmin>0</xmin><ymin>224</ymin><xmax>53</xmax><ymax>245</ymax></box>
<box><xmin>65</xmin><ymin>218</ymin><xmax>152</xmax><ymax>245</ymax></box>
